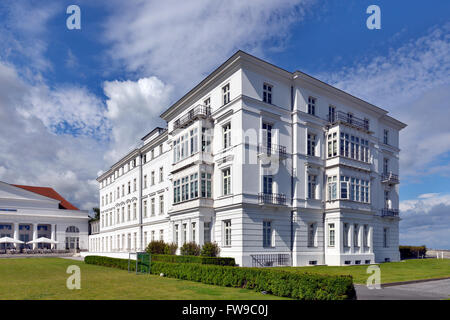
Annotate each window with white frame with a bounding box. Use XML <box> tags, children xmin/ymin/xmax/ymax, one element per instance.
<box><xmin>384</xmin><ymin>190</ymin><xmax>390</xmax><ymax>209</ymax></box>
<box><xmin>328</xmin><ymin>223</ymin><xmax>335</xmax><ymax>247</ymax></box>
<box><xmin>159</xmin><ymin>167</ymin><xmax>164</xmax><ymax>182</ymax></box>
<box><xmin>327</xmin><ymin>132</ymin><xmax>338</xmax><ymax>158</ymax></box>
<box><xmin>144</xmin><ymin>232</ymin><xmax>147</xmax><ymax>247</ymax></box>
<box><xmin>159</xmin><ymin>144</ymin><xmax>163</xmax><ymax>155</ymax></box>
<box><xmin>204</xmin><ymin>97</ymin><xmax>210</xmax><ymax>109</ymax></box>
<box><xmin>307</xmin><ymin>96</ymin><xmax>316</xmax><ymax>115</ymax></box>
<box><xmin>327</xmin><ymin>175</ymin><xmax>337</xmax><ymax>201</ymax></box>
<box><xmin>191</xmin><ymin>222</ymin><xmax>196</xmax><ymax>242</ymax></box>
<box><xmin>223</xmin><ymin>220</ymin><xmax>231</xmax><ymax>246</ymax></box>
<box><xmin>182</xmin><ymin>223</ymin><xmax>187</xmax><ymax>244</ymax></box>
<box><xmin>128</xmin><ymin>181</ymin><xmax>131</xmax><ymax>194</ymax></box>
<box><xmin>307</xmin><ymin>175</ymin><xmax>316</xmax><ymax>199</ymax></box>
<box><xmin>151</xmin><ymin>230</ymin><xmax>155</xmax><ymax>241</ymax></box>
<box><xmin>263</xmin><ymin>83</ymin><xmax>272</xmax><ymax>104</ymax></box>
<box><xmin>223</xmin><ymin>123</ymin><xmax>231</xmax><ymax>149</ymax></box>
<box><xmin>143</xmin><ymin>200</ymin><xmax>147</xmax><ymax>218</ymax></box>
<box><xmin>308</xmin><ymin>223</ymin><xmax>316</xmax><ymax>247</ymax></box>
<box><xmin>383</xmin><ymin>129</ymin><xmax>389</xmax><ymax>145</ymax></box>
<box><xmin>121</xmin><ymin>207</ymin><xmax>124</xmax><ymax>223</ymax></box>
<box><xmin>263</xmin><ymin>220</ymin><xmax>273</xmax><ymax>247</ymax></box>
<box><xmin>204</xmin><ymin>222</ymin><xmax>211</xmax><ymax>243</ymax></box>
<box><xmin>143</xmin><ymin>154</ymin><xmax>147</xmax><ymax>164</ymax></box>
<box><xmin>190</xmin><ymin>128</ymin><xmax>198</xmax><ymax>155</ymax></box>
<box><xmin>133</xmin><ymin>178</ymin><xmax>137</xmax><ymax>192</ymax></box>
<box><xmin>328</xmin><ymin>105</ymin><xmax>336</xmax><ymax>122</ymax></box>
<box><xmin>144</xmin><ymin>175</ymin><xmax>147</xmax><ymax>189</ymax></box>
<box><xmin>190</xmin><ymin>173</ymin><xmax>199</xmax><ymax>199</ymax></box>
<box><xmin>262</xmin><ymin>122</ymin><xmax>272</xmax><ymax>150</ymax></box>
<box><xmin>340</xmin><ymin>177</ymin><xmax>349</xmax><ymax>199</ymax></box>
<box><xmin>222</xmin><ymin>167</ymin><xmax>231</xmax><ymax>196</ymax></box>
<box><xmin>222</xmin><ymin>83</ymin><xmax>230</xmax><ymax>105</ymax></box>
<box><xmin>383</xmin><ymin>158</ymin><xmax>389</xmax><ymax>175</ymax></box>
<box><xmin>151</xmin><ymin>171</ymin><xmax>155</xmax><ymax>185</ymax></box>
<box><xmin>174</xmin><ymin>225</ymin><xmax>179</xmax><ymax>244</ymax></box>
<box><xmin>201</xmin><ymin>127</ymin><xmax>211</xmax><ymax>152</ymax></box>
<box><xmin>263</xmin><ymin>175</ymin><xmax>273</xmax><ymax>194</ymax></box>
<box><xmin>383</xmin><ymin>227</ymin><xmax>388</xmax><ymax>247</ymax></box>
<box><xmin>151</xmin><ymin>197</ymin><xmax>155</xmax><ymax>216</ymax></box>
<box><xmin>201</xmin><ymin>172</ymin><xmax>212</xmax><ymax>198</ymax></box>
<box><xmin>133</xmin><ymin>203</ymin><xmax>136</xmax><ymax>220</ymax></box>
<box><xmin>307</xmin><ymin>133</ymin><xmax>316</xmax><ymax>156</ymax></box>
<box><xmin>127</xmin><ymin>204</ymin><xmax>130</xmax><ymax>221</ymax></box>
<box><xmin>159</xmin><ymin>229</ymin><xmax>164</xmax><ymax>241</ymax></box>
<box><xmin>159</xmin><ymin>195</ymin><xmax>164</xmax><ymax>215</ymax></box>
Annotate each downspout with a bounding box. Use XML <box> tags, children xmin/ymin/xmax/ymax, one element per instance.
<box><xmin>290</xmin><ymin>85</ymin><xmax>295</xmax><ymax>266</ymax></box>
<box><xmin>139</xmin><ymin>151</ymin><xmax>143</xmax><ymax>252</ymax></box>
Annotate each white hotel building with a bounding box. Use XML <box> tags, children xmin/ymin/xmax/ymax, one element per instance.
<box><xmin>88</xmin><ymin>51</ymin><xmax>406</xmax><ymax>267</ymax></box>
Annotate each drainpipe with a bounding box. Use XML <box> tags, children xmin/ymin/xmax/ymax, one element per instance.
<box><xmin>139</xmin><ymin>151</ymin><xmax>143</xmax><ymax>252</ymax></box>
<box><xmin>290</xmin><ymin>85</ymin><xmax>295</xmax><ymax>266</ymax></box>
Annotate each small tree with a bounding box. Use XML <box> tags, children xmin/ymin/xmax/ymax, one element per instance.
<box><xmin>180</xmin><ymin>242</ymin><xmax>201</xmax><ymax>256</ymax></box>
<box><xmin>164</xmin><ymin>243</ymin><xmax>178</xmax><ymax>255</ymax></box>
<box><xmin>201</xmin><ymin>242</ymin><xmax>220</xmax><ymax>257</ymax></box>
<box><xmin>146</xmin><ymin>240</ymin><xmax>166</xmax><ymax>254</ymax></box>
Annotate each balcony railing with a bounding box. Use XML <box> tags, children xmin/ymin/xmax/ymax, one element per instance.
<box><xmin>381</xmin><ymin>208</ymin><xmax>399</xmax><ymax>217</ymax></box>
<box><xmin>257</xmin><ymin>143</ymin><xmax>288</xmax><ymax>158</ymax></box>
<box><xmin>381</xmin><ymin>172</ymin><xmax>399</xmax><ymax>184</ymax></box>
<box><xmin>251</xmin><ymin>253</ymin><xmax>290</xmax><ymax>267</ymax></box>
<box><xmin>173</xmin><ymin>105</ymin><xmax>211</xmax><ymax>130</ymax></box>
<box><xmin>327</xmin><ymin>111</ymin><xmax>370</xmax><ymax>131</ymax></box>
<box><xmin>258</xmin><ymin>192</ymin><xmax>286</xmax><ymax>206</ymax></box>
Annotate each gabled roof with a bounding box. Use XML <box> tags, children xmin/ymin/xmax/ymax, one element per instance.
<box><xmin>12</xmin><ymin>185</ymin><xmax>79</xmax><ymax>210</ymax></box>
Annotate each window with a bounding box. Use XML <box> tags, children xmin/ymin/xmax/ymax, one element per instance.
<box><xmin>263</xmin><ymin>221</ymin><xmax>273</xmax><ymax>247</ymax></box>
<box><xmin>204</xmin><ymin>222</ymin><xmax>211</xmax><ymax>243</ymax></box>
<box><xmin>363</xmin><ymin>225</ymin><xmax>369</xmax><ymax>247</ymax></box>
<box><xmin>121</xmin><ymin>207</ymin><xmax>124</xmax><ymax>223</ymax></box>
<box><xmin>384</xmin><ymin>190</ymin><xmax>390</xmax><ymax>209</ymax></box>
<box><xmin>190</xmin><ymin>128</ymin><xmax>198</xmax><ymax>155</ymax></box>
<box><xmin>307</xmin><ymin>133</ymin><xmax>316</xmax><ymax>156</ymax></box>
<box><xmin>159</xmin><ymin>195</ymin><xmax>164</xmax><ymax>215</ymax></box>
<box><xmin>343</xmin><ymin>223</ymin><xmax>349</xmax><ymax>247</ymax></box>
<box><xmin>133</xmin><ymin>178</ymin><xmax>137</xmax><ymax>192</ymax></box>
<box><xmin>132</xmin><ymin>158</ymin><xmax>136</xmax><ymax>168</ymax></box>
<box><xmin>151</xmin><ymin>198</ymin><xmax>155</xmax><ymax>216</ymax></box>
<box><xmin>328</xmin><ymin>223</ymin><xmax>335</xmax><ymax>247</ymax></box>
<box><xmin>307</xmin><ymin>97</ymin><xmax>316</xmax><ymax>115</ymax></box>
<box><xmin>191</xmin><ymin>222</ymin><xmax>196</xmax><ymax>242</ymax></box>
<box><xmin>223</xmin><ymin>123</ymin><xmax>231</xmax><ymax>149</ymax></box>
<box><xmin>327</xmin><ymin>176</ymin><xmax>337</xmax><ymax>201</ymax></box>
<box><xmin>263</xmin><ymin>83</ymin><xmax>272</xmax><ymax>104</ymax></box>
<box><xmin>133</xmin><ymin>203</ymin><xmax>136</xmax><ymax>220</ymax></box>
<box><xmin>144</xmin><ymin>175</ymin><xmax>147</xmax><ymax>188</ymax></box>
<box><xmin>222</xmin><ymin>83</ymin><xmax>230</xmax><ymax>105</ymax></box>
<box><xmin>121</xmin><ymin>184</ymin><xmax>124</xmax><ymax>197</ymax></box>
<box><xmin>383</xmin><ymin>228</ymin><xmax>388</xmax><ymax>248</ymax></box>
<box><xmin>159</xmin><ymin>144</ymin><xmax>163</xmax><ymax>155</ymax></box>
<box><xmin>308</xmin><ymin>223</ymin><xmax>316</xmax><ymax>247</ymax></box>
<box><xmin>327</xmin><ymin>132</ymin><xmax>338</xmax><ymax>158</ymax></box>
<box><xmin>201</xmin><ymin>128</ymin><xmax>211</xmax><ymax>152</ymax></box>
<box><xmin>308</xmin><ymin>175</ymin><xmax>316</xmax><ymax>199</ymax></box>
<box><xmin>151</xmin><ymin>149</ymin><xmax>155</xmax><ymax>159</ymax></box>
<box><xmin>347</xmin><ymin>112</ymin><xmax>353</xmax><ymax>124</ymax></box>
<box><xmin>262</xmin><ymin>123</ymin><xmax>272</xmax><ymax>150</ymax></box>
<box><xmin>354</xmin><ymin>224</ymin><xmax>359</xmax><ymax>247</ymax></box>
<box><xmin>383</xmin><ymin>129</ymin><xmax>389</xmax><ymax>145</ymax></box>
<box><xmin>222</xmin><ymin>168</ymin><xmax>231</xmax><ymax>196</ymax></box>
<box><xmin>201</xmin><ymin>172</ymin><xmax>212</xmax><ymax>198</ymax></box>
<box><xmin>127</xmin><ymin>205</ymin><xmax>130</xmax><ymax>221</ymax></box>
<box><xmin>223</xmin><ymin>220</ymin><xmax>231</xmax><ymax>246</ymax></box>
<box><xmin>263</xmin><ymin>175</ymin><xmax>273</xmax><ymax>194</ymax></box>
<box><xmin>159</xmin><ymin>167</ymin><xmax>164</xmax><ymax>182</ymax></box>
<box><xmin>143</xmin><ymin>154</ymin><xmax>147</xmax><ymax>164</ymax></box>
<box><xmin>181</xmin><ymin>176</ymin><xmax>189</xmax><ymax>201</ymax></box>
<box><xmin>383</xmin><ymin>158</ymin><xmax>389</xmax><ymax>175</ymax></box>
<box><xmin>204</xmin><ymin>97</ymin><xmax>210</xmax><ymax>108</ymax></box>
<box><xmin>128</xmin><ymin>181</ymin><xmax>131</xmax><ymax>194</ymax></box>
<box><xmin>340</xmin><ymin>179</ymin><xmax>349</xmax><ymax>199</ymax></box>
<box><xmin>182</xmin><ymin>224</ymin><xmax>187</xmax><ymax>245</ymax></box>
<box><xmin>101</xmin><ymin>196</ymin><xmax>104</xmax><ymax>207</ymax></box>
<box><xmin>174</xmin><ymin>225</ymin><xmax>179</xmax><ymax>244</ymax></box>
<box><xmin>117</xmin><ymin>187</ymin><xmax>120</xmax><ymax>199</ymax></box>
<box><xmin>143</xmin><ymin>200</ymin><xmax>147</xmax><ymax>218</ymax></box>
<box><xmin>159</xmin><ymin>229</ymin><xmax>164</xmax><ymax>241</ymax></box>
<box><xmin>151</xmin><ymin>171</ymin><xmax>155</xmax><ymax>185</ymax></box>
<box><xmin>328</xmin><ymin>105</ymin><xmax>336</xmax><ymax>122</ymax></box>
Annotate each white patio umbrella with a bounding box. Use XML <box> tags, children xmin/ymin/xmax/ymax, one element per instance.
<box><xmin>0</xmin><ymin>236</ymin><xmax>24</xmax><ymax>244</ymax></box>
<box><xmin>26</xmin><ymin>237</ymin><xmax>59</xmax><ymax>244</ymax></box>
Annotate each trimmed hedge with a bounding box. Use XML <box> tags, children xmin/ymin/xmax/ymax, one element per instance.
<box><xmin>152</xmin><ymin>254</ymin><xmax>236</xmax><ymax>266</ymax></box>
<box><xmin>399</xmin><ymin>245</ymin><xmax>427</xmax><ymax>259</ymax></box>
<box><xmin>84</xmin><ymin>256</ymin><xmax>355</xmax><ymax>300</ymax></box>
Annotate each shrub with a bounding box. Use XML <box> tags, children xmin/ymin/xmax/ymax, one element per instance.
<box><xmin>201</xmin><ymin>242</ymin><xmax>220</xmax><ymax>257</ymax></box>
<box><xmin>180</xmin><ymin>242</ymin><xmax>201</xmax><ymax>256</ymax></box>
<box><xmin>399</xmin><ymin>245</ymin><xmax>427</xmax><ymax>259</ymax></box>
<box><xmin>84</xmin><ymin>256</ymin><xmax>355</xmax><ymax>300</ymax></box>
<box><xmin>145</xmin><ymin>240</ymin><xmax>166</xmax><ymax>254</ymax></box>
<box><xmin>151</xmin><ymin>254</ymin><xmax>235</xmax><ymax>266</ymax></box>
<box><xmin>164</xmin><ymin>243</ymin><xmax>178</xmax><ymax>255</ymax></box>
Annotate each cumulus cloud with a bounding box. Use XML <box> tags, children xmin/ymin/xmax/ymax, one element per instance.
<box><xmin>103</xmin><ymin>77</ymin><xmax>174</xmax><ymax>162</ymax></box>
<box><xmin>318</xmin><ymin>23</ymin><xmax>450</xmax><ymax>177</ymax></box>
<box><xmin>400</xmin><ymin>193</ymin><xmax>450</xmax><ymax>249</ymax></box>
<box><xmin>103</xmin><ymin>0</ymin><xmax>315</xmax><ymax>89</ymax></box>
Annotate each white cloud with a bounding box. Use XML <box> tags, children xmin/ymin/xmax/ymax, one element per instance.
<box><xmin>318</xmin><ymin>23</ymin><xmax>450</xmax><ymax>177</ymax></box>
<box><xmin>103</xmin><ymin>77</ymin><xmax>174</xmax><ymax>162</ymax></box>
<box><xmin>103</xmin><ymin>0</ymin><xmax>314</xmax><ymax>89</ymax></box>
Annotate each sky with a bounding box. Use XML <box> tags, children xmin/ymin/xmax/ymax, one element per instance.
<box><xmin>0</xmin><ymin>0</ymin><xmax>449</xmax><ymax>248</ymax></box>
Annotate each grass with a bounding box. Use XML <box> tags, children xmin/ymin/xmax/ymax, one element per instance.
<box><xmin>0</xmin><ymin>258</ymin><xmax>289</xmax><ymax>300</ymax></box>
<box><xmin>273</xmin><ymin>259</ymin><xmax>450</xmax><ymax>284</ymax></box>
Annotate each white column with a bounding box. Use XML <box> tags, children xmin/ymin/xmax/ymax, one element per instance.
<box><xmin>359</xmin><ymin>226</ymin><xmax>364</xmax><ymax>253</ymax></box>
<box><xmin>369</xmin><ymin>226</ymin><xmax>374</xmax><ymax>253</ymax></box>
<box><xmin>338</xmin><ymin>221</ymin><xmax>344</xmax><ymax>253</ymax></box>
<box><xmin>13</xmin><ymin>223</ymin><xmax>19</xmax><ymax>249</ymax></box>
<box><xmin>51</xmin><ymin>224</ymin><xmax>56</xmax><ymax>249</ymax></box>
<box><xmin>32</xmin><ymin>223</ymin><xmax>38</xmax><ymax>250</ymax></box>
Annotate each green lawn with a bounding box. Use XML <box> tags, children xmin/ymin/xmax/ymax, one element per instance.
<box><xmin>0</xmin><ymin>258</ymin><xmax>289</xmax><ymax>300</ymax></box>
<box><xmin>274</xmin><ymin>259</ymin><xmax>450</xmax><ymax>284</ymax></box>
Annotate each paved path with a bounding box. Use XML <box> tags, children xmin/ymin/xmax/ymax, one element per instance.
<box><xmin>59</xmin><ymin>256</ymin><xmax>84</xmax><ymax>261</ymax></box>
<box><xmin>356</xmin><ymin>279</ymin><xmax>450</xmax><ymax>300</ymax></box>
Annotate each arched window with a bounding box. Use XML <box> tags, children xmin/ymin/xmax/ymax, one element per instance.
<box><xmin>66</xmin><ymin>226</ymin><xmax>79</xmax><ymax>233</ymax></box>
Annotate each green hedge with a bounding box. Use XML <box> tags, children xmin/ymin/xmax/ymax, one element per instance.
<box><xmin>84</xmin><ymin>256</ymin><xmax>355</xmax><ymax>300</ymax></box>
<box><xmin>151</xmin><ymin>254</ymin><xmax>236</xmax><ymax>266</ymax></box>
<box><xmin>399</xmin><ymin>245</ymin><xmax>427</xmax><ymax>259</ymax></box>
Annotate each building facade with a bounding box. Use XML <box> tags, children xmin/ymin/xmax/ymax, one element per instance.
<box><xmin>0</xmin><ymin>182</ymin><xmax>89</xmax><ymax>250</ymax></box>
<box><xmin>89</xmin><ymin>51</ymin><xmax>406</xmax><ymax>266</ymax></box>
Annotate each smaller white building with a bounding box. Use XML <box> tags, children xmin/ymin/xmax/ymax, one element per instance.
<box><xmin>0</xmin><ymin>181</ymin><xmax>89</xmax><ymax>250</ymax></box>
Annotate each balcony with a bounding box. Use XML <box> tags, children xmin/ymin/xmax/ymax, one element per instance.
<box><xmin>258</xmin><ymin>193</ymin><xmax>286</xmax><ymax>206</ymax></box>
<box><xmin>381</xmin><ymin>172</ymin><xmax>399</xmax><ymax>184</ymax></box>
<box><xmin>327</xmin><ymin>111</ymin><xmax>370</xmax><ymax>132</ymax></box>
<box><xmin>257</xmin><ymin>143</ymin><xmax>288</xmax><ymax>159</ymax></box>
<box><xmin>173</xmin><ymin>105</ymin><xmax>211</xmax><ymax>131</ymax></box>
<box><xmin>381</xmin><ymin>208</ymin><xmax>399</xmax><ymax>217</ymax></box>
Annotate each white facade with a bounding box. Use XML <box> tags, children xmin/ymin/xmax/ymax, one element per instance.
<box><xmin>89</xmin><ymin>51</ymin><xmax>406</xmax><ymax>266</ymax></box>
<box><xmin>0</xmin><ymin>182</ymin><xmax>89</xmax><ymax>250</ymax></box>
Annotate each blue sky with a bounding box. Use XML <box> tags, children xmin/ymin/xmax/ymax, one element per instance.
<box><xmin>0</xmin><ymin>0</ymin><xmax>449</xmax><ymax>248</ymax></box>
